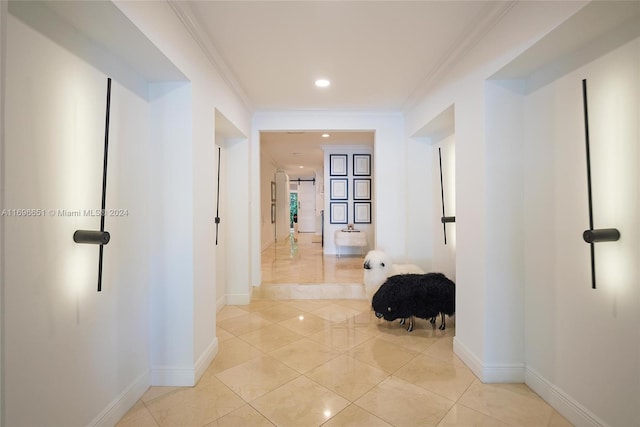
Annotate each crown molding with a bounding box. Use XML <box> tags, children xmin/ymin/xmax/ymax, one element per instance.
<box><xmin>320</xmin><ymin>144</ymin><xmax>372</xmax><ymax>152</ymax></box>
<box><xmin>402</xmin><ymin>1</ymin><xmax>516</xmax><ymax>112</ymax></box>
<box><xmin>167</xmin><ymin>0</ymin><xmax>254</xmax><ymax>112</ymax></box>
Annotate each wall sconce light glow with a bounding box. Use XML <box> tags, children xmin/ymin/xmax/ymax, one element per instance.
<box><xmin>298</xmin><ymin>315</ymin><xmax>304</xmax><ymax>321</ymax></box>
<box><xmin>581</xmin><ymin>79</ymin><xmax>621</xmax><ymax>290</ymax></box>
<box><xmin>322</xmin><ymin>133</ymin><xmax>330</xmax><ymax>138</ymax></box>
<box><xmin>73</xmin><ymin>77</ymin><xmax>113</xmax><ymax>292</ymax></box>
<box><xmin>323</xmin><ymin>410</ymin><xmax>332</xmax><ymax>418</ymax></box>
<box><xmin>315</xmin><ymin>79</ymin><xmax>330</xmax><ymax>88</ymax></box>
<box><xmin>299</xmin><ymin>165</ymin><xmax>304</xmax><ymax>169</ymax></box>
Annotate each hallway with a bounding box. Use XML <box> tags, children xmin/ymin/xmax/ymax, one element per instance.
<box><xmin>4</xmin><ymin>2</ymin><xmax>639</xmax><ymax>426</ymax></box>
<box><xmin>116</xmin><ymin>236</ymin><xmax>573</xmax><ymax>426</ymax></box>
<box><xmin>116</xmin><ymin>298</ymin><xmax>572</xmax><ymax>427</ymax></box>
<box><xmin>261</xmin><ymin>232</ymin><xmax>364</xmax><ymax>285</ymax></box>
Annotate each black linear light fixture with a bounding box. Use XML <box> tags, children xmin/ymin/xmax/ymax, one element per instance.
<box><xmin>73</xmin><ymin>77</ymin><xmax>112</xmax><ymax>292</ymax></box>
<box><xmin>215</xmin><ymin>146</ymin><xmax>222</xmax><ymax>245</ymax></box>
<box><xmin>438</xmin><ymin>147</ymin><xmax>456</xmax><ymax>244</ymax></box>
<box><xmin>581</xmin><ymin>78</ymin><xmax>620</xmax><ymax>289</ymax></box>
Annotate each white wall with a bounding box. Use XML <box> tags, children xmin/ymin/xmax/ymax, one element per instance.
<box><xmin>215</xmin><ymin>116</ymin><xmax>250</xmax><ymax>308</ymax></box>
<box><xmin>214</xmin><ymin>139</ymin><xmax>227</xmax><ymax>311</ymax></box>
<box><xmin>406</xmin><ymin>133</ymin><xmax>456</xmax><ymax>276</ymax></box>
<box><xmin>405</xmin><ymin>2</ymin><xmax>638</xmax><ymax>425</ymax></box>
<box><xmin>484</xmin><ymin>80</ymin><xmax>525</xmax><ymax>375</ymax></box>
<box><xmin>406</xmin><ymin>137</ymin><xmax>434</xmax><ymax>270</ymax></box>
<box><xmin>148</xmin><ymin>82</ymin><xmax>194</xmax><ymax>385</ymax></box>
<box><xmin>431</xmin><ymin>135</ymin><xmax>456</xmax><ymax>279</ymax></box>
<box><xmin>251</xmin><ymin>111</ymin><xmax>404</xmax><ymax>286</ymax></box>
<box><xmin>116</xmin><ymin>0</ymin><xmax>252</xmax><ymax>377</ymax></box>
<box><xmin>451</xmin><ymin>79</ymin><xmax>490</xmax><ymax>375</ymax></box>
<box><xmin>404</xmin><ymin>1</ymin><xmax>586</xmax><ymax>384</ymax></box>
<box><xmin>4</xmin><ymin>14</ymin><xmax>152</xmax><ymax>426</ymax></box>
<box><xmin>223</xmin><ymin>136</ymin><xmax>251</xmax><ymax>305</ymax></box>
<box><xmin>406</xmin><ymin>107</ymin><xmax>456</xmax><ymax>273</ymax></box>
<box><xmin>2</xmin><ymin>1</ymin><xmax>253</xmax><ymax>425</ymax></box>
<box><xmin>521</xmin><ymin>37</ymin><xmax>639</xmax><ymax>427</ymax></box>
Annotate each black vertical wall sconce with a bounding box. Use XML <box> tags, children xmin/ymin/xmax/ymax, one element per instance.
<box><xmin>73</xmin><ymin>77</ymin><xmax>112</xmax><ymax>292</ymax></box>
<box><xmin>438</xmin><ymin>147</ymin><xmax>456</xmax><ymax>244</ymax></box>
<box><xmin>581</xmin><ymin>78</ymin><xmax>620</xmax><ymax>289</ymax></box>
<box><xmin>215</xmin><ymin>146</ymin><xmax>221</xmax><ymax>245</ymax></box>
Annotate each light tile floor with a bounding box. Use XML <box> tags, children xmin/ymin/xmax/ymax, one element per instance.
<box><xmin>116</xmin><ymin>233</ymin><xmax>574</xmax><ymax>427</ymax></box>
<box><xmin>261</xmin><ymin>232</ymin><xmax>364</xmax><ymax>285</ymax></box>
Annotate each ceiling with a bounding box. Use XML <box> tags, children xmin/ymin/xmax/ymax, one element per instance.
<box><xmin>183</xmin><ymin>1</ymin><xmax>513</xmax><ymax>112</ymax></box>
<box><xmin>261</xmin><ymin>131</ymin><xmax>374</xmax><ymax>180</ymax></box>
<box><xmin>177</xmin><ymin>1</ymin><xmax>514</xmax><ymax>178</ymax></box>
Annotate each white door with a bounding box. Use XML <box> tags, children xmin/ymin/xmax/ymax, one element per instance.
<box><xmin>298</xmin><ymin>181</ymin><xmax>316</xmax><ymax>232</ymax></box>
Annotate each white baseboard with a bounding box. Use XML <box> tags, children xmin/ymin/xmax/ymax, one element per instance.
<box><xmin>216</xmin><ymin>294</ymin><xmax>226</xmax><ymax>312</ymax></box>
<box><xmin>454</xmin><ymin>339</ymin><xmax>608</xmax><ymax>426</ymax></box>
<box><xmin>453</xmin><ymin>337</ymin><xmax>524</xmax><ymax>383</ymax></box>
<box><xmin>453</xmin><ymin>337</ymin><xmax>484</xmax><ymax>379</ymax></box>
<box><xmin>226</xmin><ymin>293</ymin><xmax>250</xmax><ymax>305</ymax></box>
<box><xmin>90</xmin><ymin>370</ymin><xmax>149</xmax><ymax>427</ymax></box>
<box><xmin>150</xmin><ymin>366</ymin><xmax>195</xmax><ymax>387</ymax></box>
<box><xmin>194</xmin><ymin>338</ymin><xmax>218</xmax><ymax>385</ymax></box>
<box><xmin>483</xmin><ymin>362</ymin><xmax>525</xmax><ymax>383</ymax></box>
<box><xmin>150</xmin><ymin>335</ymin><xmax>220</xmax><ymax>387</ymax></box>
<box><xmin>525</xmin><ymin>367</ymin><xmax>608</xmax><ymax>427</ymax></box>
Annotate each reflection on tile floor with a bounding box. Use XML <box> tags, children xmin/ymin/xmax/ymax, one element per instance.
<box><xmin>118</xmin><ymin>299</ymin><xmax>572</xmax><ymax>427</ymax></box>
<box><xmin>261</xmin><ymin>232</ymin><xmax>365</xmax><ymax>285</ymax></box>
<box><xmin>117</xmin><ymin>233</ymin><xmax>573</xmax><ymax>426</ymax></box>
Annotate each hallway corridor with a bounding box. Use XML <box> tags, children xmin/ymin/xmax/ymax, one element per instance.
<box><xmin>260</xmin><ymin>232</ymin><xmax>364</xmax><ymax>285</ymax></box>
<box><xmin>117</xmin><ymin>298</ymin><xmax>573</xmax><ymax>426</ymax></box>
<box><xmin>116</xmin><ymin>231</ymin><xmax>573</xmax><ymax>426</ymax></box>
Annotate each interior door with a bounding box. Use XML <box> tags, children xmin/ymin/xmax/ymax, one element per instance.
<box><xmin>297</xmin><ymin>181</ymin><xmax>316</xmax><ymax>232</ymax></box>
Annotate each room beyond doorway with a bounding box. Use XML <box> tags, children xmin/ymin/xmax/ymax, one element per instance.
<box><xmin>259</xmin><ymin>130</ymin><xmax>374</xmax><ymax>292</ymax></box>
<box><xmin>261</xmin><ymin>232</ymin><xmax>363</xmax><ymax>284</ymax></box>
<box><xmin>258</xmin><ymin>232</ymin><xmax>365</xmax><ymax>299</ymax></box>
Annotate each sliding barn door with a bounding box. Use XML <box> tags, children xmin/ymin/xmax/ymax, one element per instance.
<box><xmin>297</xmin><ymin>181</ymin><xmax>316</xmax><ymax>233</ymax></box>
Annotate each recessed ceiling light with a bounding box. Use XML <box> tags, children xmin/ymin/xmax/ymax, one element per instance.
<box><xmin>315</xmin><ymin>79</ymin><xmax>330</xmax><ymax>88</ymax></box>
<box><xmin>322</xmin><ymin>133</ymin><xmax>330</xmax><ymax>138</ymax></box>
<box><xmin>299</xmin><ymin>165</ymin><xmax>304</xmax><ymax>169</ymax></box>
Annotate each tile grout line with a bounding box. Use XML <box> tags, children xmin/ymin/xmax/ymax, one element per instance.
<box><xmin>214</xmin><ymin>305</ymin><xmax>395</xmax><ymax>426</ymax></box>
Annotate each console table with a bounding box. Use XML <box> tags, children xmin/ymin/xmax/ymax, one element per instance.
<box><xmin>334</xmin><ymin>230</ymin><xmax>367</xmax><ymax>257</ymax></box>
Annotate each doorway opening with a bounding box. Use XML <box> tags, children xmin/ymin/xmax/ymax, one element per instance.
<box><xmin>258</xmin><ymin>130</ymin><xmax>374</xmax><ymax>299</ymax></box>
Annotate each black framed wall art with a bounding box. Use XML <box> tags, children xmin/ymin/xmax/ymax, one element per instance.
<box><xmin>353</xmin><ymin>154</ymin><xmax>371</xmax><ymax>176</ymax></box>
<box><xmin>354</xmin><ymin>202</ymin><xmax>371</xmax><ymax>224</ymax></box>
<box><xmin>329</xmin><ymin>154</ymin><xmax>348</xmax><ymax>176</ymax></box>
<box><xmin>353</xmin><ymin>178</ymin><xmax>371</xmax><ymax>200</ymax></box>
<box><xmin>330</xmin><ymin>178</ymin><xmax>348</xmax><ymax>200</ymax></box>
<box><xmin>330</xmin><ymin>202</ymin><xmax>348</xmax><ymax>224</ymax></box>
